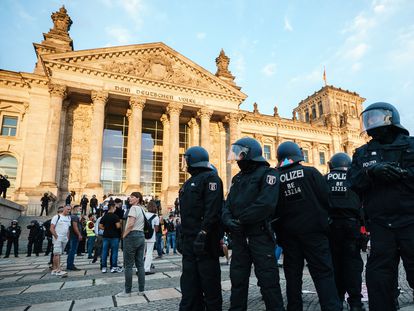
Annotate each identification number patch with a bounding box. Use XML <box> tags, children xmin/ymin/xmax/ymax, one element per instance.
<box><xmin>209</xmin><ymin>182</ymin><xmax>217</xmax><ymax>191</ymax></box>
<box><xmin>266</xmin><ymin>175</ymin><xmax>277</xmax><ymax>185</ymax></box>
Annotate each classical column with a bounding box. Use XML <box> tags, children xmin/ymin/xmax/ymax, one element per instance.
<box><xmin>56</xmin><ymin>99</ymin><xmax>70</xmax><ymax>188</ymax></box>
<box><xmin>312</xmin><ymin>142</ymin><xmax>319</xmax><ymax>166</ymax></box>
<box><xmin>226</xmin><ymin>113</ymin><xmax>241</xmax><ymax>178</ymax></box>
<box><xmin>85</xmin><ymin>90</ymin><xmax>108</xmax><ymax>192</ymax></box>
<box><xmin>197</xmin><ymin>108</ymin><xmax>213</xmax><ymax>152</ymax></box>
<box><xmin>166</xmin><ymin>102</ymin><xmax>183</xmax><ymax>207</ymax></box>
<box><xmin>218</xmin><ymin>122</ymin><xmax>227</xmax><ymax>194</ymax></box>
<box><xmin>125</xmin><ymin>96</ymin><xmax>145</xmax><ymax>193</ymax></box>
<box><xmin>187</xmin><ymin>117</ymin><xmax>199</xmax><ymax>147</ymax></box>
<box><xmin>39</xmin><ymin>83</ymin><xmax>67</xmax><ymax>190</ymax></box>
<box><xmin>160</xmin><ymin>114</ymin><xmax>170</xmax><ymax>211</ymax></box>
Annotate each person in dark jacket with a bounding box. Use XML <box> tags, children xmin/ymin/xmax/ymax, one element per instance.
<box><xmin>4</xmin><ymin>220</ymin><xmax>21</xmax><ymax>258</ymax></box>
<box><xmin>178</xmin><ymin>146</ymin><xmax>223</xmax><ymax>311</ymax></box>
<box><xmin>0</xmin><ymin>174</ymin><xmax>10</xmax><ymax>198</ymax></box>
<box><xmin>348</xmin><ymin>102</ymin><xmax>414</xmax><ymax>311</ymax></box>
<box><xmin>326</xmin><ymin>153</ymin><xmax>365</xmax><ymax>311</ymax></box>
<box><xmin>90</xmin><ymin>194</ymin><xmax>98</xmax><ymax>215</ymax></box>
<box><xmin>80</xmin><ymin>195</ymin><xmax>89</xmax><ymax>216</ymax></box>
<box><xmin>27</xmin><ymin>220</ymin><xmax>42</xmax><ymax>257</ymax></box>
<box><xmin>40</xmin><ymin>193</ymin><xmax>50</xmax><ymax>216</ymax></box>
<box><xmin>222</xmin><ymin>137</ymin><xmax>284</xmax><ymax>311</ymax></box>
<box><xmin>275</xmin><ymin>141</ymin><xmax>341</xmax><ymax>311</ymax></box>
<box><xmin>65</xmin><ymin>192</ymin><xmax>72</xmax><ymax>206</ymax></box>
<box><xmin>0</xmin><ymin>222</ymin><xmax>6</xmax><ymax>256</ymax></box>
<box><xmin>43</xmin><ymin>218</ymin><xmax>53</xmax><ymax>256</ymax></box>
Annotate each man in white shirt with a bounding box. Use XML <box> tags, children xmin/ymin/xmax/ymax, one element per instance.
<box><xmin>50</xmin><ymin>205</ymin><xmax>72</xmax><ymax>277</ymax></box>
<box><xmin>144</xmin><ymin>201</ymin><xmax>159</xmax><ymax>274</ymax></box>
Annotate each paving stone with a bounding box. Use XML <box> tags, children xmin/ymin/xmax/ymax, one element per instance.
<box><xmin>0</xmin><ymin>275</ymin><xmax>23</xmax><ymax>283</ymax></box>
<box><xmin>0</xmin><ymin>286</ymin><xmax>29</xmax><ymax>296</ymax></box>
<box><xmin>66</xmin><ymin>270</ymin><xmax>85</xmax><ymax>277</ymax></box>
<box><xmin>400</xmin><ymin>306</ymin><xmax>414</xmax><ymax>311</ymax></box>
<box><xmin>115</xmin><ymin>294</ymin><xmax>147</xmax><ymax>307</ymax></box>
<box><xmin>163</xmin><ymin>271</ymin><xmax>181</xmax><ymax>278</ymax></box>
<box><xmin>25</xmin><ymin>282</ymin><xmax>64</xmax><ymax>293</ymax></box>
<box><xmin>95</xmin><ymin>276</ymin><xmax>124</xmax><ymax>285</ymax></box>
<box><xmin>85</xmin><ymin>269</ymin><xmax>103</xmax><ymax>275</ymax></box>
<box><xmin>73</xmin><ymin>295</ymin><xmax>114</xmax><ymax>310</ymax></box>
<box><xmin>62</xmin><ymin>279</ymin><xmax>92</xmax><ymax>289</ymax></box>
<box><xmin>0</xmin><ymin>306</ymin><xmax>27</xmax><ymax>311</ymax></box>
<box><xmin>145</xmin><ymin>273</ymin><xmax>168</xmax><ymax>281</ymax></box>
<box><xmin>16</xmin><ymin>269</ymin><xmax>46</xmax><ymax>275</ymax></box>
<box><xmin>28</xmin><ymin>300</ymin><xmax>72</xmax><ymax>311</ymax></box>
<box><xmin>145</xmin><ymin>288</ymin><xmax>181</xmax><ymax>301</ymax></box>
<box><xmin>0</xmin><ymin>271</ymin><xmax>16</xmax><ymax>276</ymax></box>
<box><xmin>18</xmin><ymin>273</ymin><xmax>46</xmax><ymax>281</ymax></box>
<box><xmin>221</xmin><ymin>280</ymin><xmax>232</xmax><ymax>291</ymax></box>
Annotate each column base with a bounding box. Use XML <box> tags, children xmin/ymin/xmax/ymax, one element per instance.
<box><xmin>124</xmin><ymin>184</ymin><xmax>141</xmax><ymax>194</ymax></box>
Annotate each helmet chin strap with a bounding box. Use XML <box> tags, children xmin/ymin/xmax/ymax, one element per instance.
<box><xmin>367</xmin><ymin>126</ymin><xmax>399</xmax><ymax>144</ymax></box>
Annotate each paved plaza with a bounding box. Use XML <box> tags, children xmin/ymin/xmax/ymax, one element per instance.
<box><xmin>0</xmin><ymin>251</ymin><xmax>413</xmax><ymax>310</ymax></box>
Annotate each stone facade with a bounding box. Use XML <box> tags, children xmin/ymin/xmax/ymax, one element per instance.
<box><xmin>0</xmin><ymin>6</ymin><xmax>366</xmax><ymax>213</ymax></box>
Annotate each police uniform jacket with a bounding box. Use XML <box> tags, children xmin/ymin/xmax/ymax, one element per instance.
<box><xmin>325</xmin><ymin>169</ymin><xmax>361</xmax><ymax>220</ymax></box>
<box><xmin>348</xmin><ymin>133</ymin><xmax>414</xmax><ymax>228</ymax></box>
<box><xmin>179</xmin><ymin>169</ymin><xmax>224</xmax><ymax>237</ymax></box>
<box><xmin>276</xmin><ymin>163</ymin><xmax>330</xmax><ymax>234</ymax></box>
<box><xmin>6</xmin><ymin>225</ymin><xmax>21</xmax><ymax>240</ymax></box>
<box><xmin>222</xmin><ymin>164</ymin><xmax>279</xmax><ymax>235</ymax></box>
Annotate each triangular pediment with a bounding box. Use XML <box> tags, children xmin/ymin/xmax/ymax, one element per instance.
<box><xmin>41</xmin><ymin>42</ymin><xmax>246</xmax><ymax>100</ymax></box>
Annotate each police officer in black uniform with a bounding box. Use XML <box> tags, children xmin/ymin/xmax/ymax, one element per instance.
<box><xmin>222</xmin><ymin>137</ymin><xmax>284</xmax><ymax>311</ymax></box>
<box><xmin>348</xmin><ymin>102</ymin><xmax>414</xmax><ymax>311</ymax></box>
<box><xmin>27</xmin><ymin>220</ymin><xmax>42</xmax><ymax>257</ymax></box>
<box><xmin>326</xmin><ymin>153</ymin><xmax>365</xmax><ymax>311</ymax></box>
<box><xmin>275</xmin><ymin>141</ymin><xmax>341</xmax><ymax>311</ymax></box>
<box><xmin>4</xmin><ymin>220</ymin><xmax>21</xmax><ymax>258</ymax></box>
<box><xmin>179</xmin><ymin>146</ymin><xmax>223</xmax><ymax>311</ymax></box>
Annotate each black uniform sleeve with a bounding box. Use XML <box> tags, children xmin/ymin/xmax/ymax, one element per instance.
<box><xmin>200</xmin><ymin>174</ymin><xmax>224</xmax><ymax>233</ymax></box>
<box><xmin>238</xmin><ymin>168</ymin><xmax>279</xmax><ymax>224</ymax></box>
<box><xmin>310</xmin><ymin>167</ymin><xmax>330</xmax><ymax>211</ymax></box>
<box><xmin>348</xmin><ymin>147</ymin><xmax>372</xmax><ymax>196</ymax></box>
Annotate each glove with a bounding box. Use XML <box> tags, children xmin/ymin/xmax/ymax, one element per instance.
<box><xmin>225</xmin><ymin>219</ymin><xmax>242</xmax><ymax>233</ymax></box>
<box><xmin>367</xmin><ymin>163</ymin><xmax>402</xmax><ymax>182</ymax></box>
<box><xmin>193</xmin><ymin>231</ymin><xmax>207</xmax><ymax>257</ymax></box>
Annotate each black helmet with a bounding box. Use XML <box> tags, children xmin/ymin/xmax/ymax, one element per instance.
<box><xmin>228</xmin><ymin>137</ymin><xmax>267</xmax><ymax>162</ymax></box>
<box><xmin>182</xmin><ymin>146</ymin><xmax>212</xmax><ymax>170</ymax></box>
<box><xmin>277</xmin><ymin>141</ymin><xmax>304</xmax><ymax>167</ymax></box>
<box><xmin>328</xmin><ymin>152</ymin><xmax>351</xmax><ymax>171</ymax></box>
<box><xmin>361</xmin><ymin>102</ymin><xmax>409</xmax><ymax>135</ymax></box>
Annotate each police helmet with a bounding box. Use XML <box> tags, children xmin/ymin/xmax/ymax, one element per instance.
<box><xmin>361</xmin><ymin>102</ymin><xmax>409</xmax><ymax>135</ymax></box>
<box><xmin>277</xmin><ymin>141</ymin><xmax>304</xmax><ymax>167</ymax></box>
<box><xmin>328</xmin><ymin>152</ymin><xmax>351</xmax><ymax>171</ymax></box>
<box><xmin>181</xmin><ymin>146</ymin><xmax>212</xmax><ymax>171</ymax></box>
<box><xmin>11</xmin><ymin>220</ymin><xmax>18</xmax><ymax>225</ymax></box>
<box><xmin>228</xmin><ymin>137</ymin><xmax>267</xmax><ymax>162</ymax></box>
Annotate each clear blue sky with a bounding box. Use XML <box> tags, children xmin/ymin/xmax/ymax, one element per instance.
<box><xmin>1</xmin><ymin>0</ymin><xmax>413</xmax><ymax>133</ymax></box>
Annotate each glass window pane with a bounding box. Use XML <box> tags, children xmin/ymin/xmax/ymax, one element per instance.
<box><xmin>3</xmin><ymin>116</ymin><xmax>17</xmax><ymax>126</ymax></box>
<box><xmin>0</xmin><ymin>155</ymin><xmax>18</xmax><ymax>198</ymax></box>
<box><xmin>319</xmin><ymin>152</ymin><xmax>326</xmax><ymax>165</ymax></box>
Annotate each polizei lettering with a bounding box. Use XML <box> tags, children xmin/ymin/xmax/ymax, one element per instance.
<box><xmin>327</xmin><ymin>172</ymin><xmax>347</xmax><ymax>180</ymax></box>
<box><xmin>279</xmin><ymin>169</ymin><xmax>304</xmax><ymax>183</ymax></box>
<box><xmin>362</xmin><ymin>160</ymin><xmax>377</xmax><ymax>168</ymax></box>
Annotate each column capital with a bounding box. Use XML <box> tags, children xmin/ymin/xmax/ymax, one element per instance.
<box><xmin>217</xmin><ymin>121</ymin><xmax>225</xmax><ymax>133</ymax></box>
<box><xmin>91</xmin><ymin>90</ymin><xmax>109</xmax><ymax>104</ymax></box>
<box><xmin>197</xmin><ymin>107</ymin><xmax>213</xmax><ymax>119</ymax></box>
<box><xmin>187</xmin><ymin>117</ymin><xmax>198</xmax><ymax>129</ymax></box>
<box><xmin>166</xmin><ymin>102</ymin><xmax>183</xmax><ymax>115</ymax></box>
<box><xmin>225</xmin><ymin>112</ymin><xmax>241</xmax><ymax>124</ymax></box>
<box><xmin>48</xmin><ymin>83</ymin><xmax>67</xmax><ymax>98</ymax></box>
<box><xmin>129</xmin><ymin>96</ymin><xmax>146</xmax><ymax>110</ymax></box>
<box><xmin>160</xmin><ymin>114</ymin><xmax>170</xmax><ymax>125</ymax></box>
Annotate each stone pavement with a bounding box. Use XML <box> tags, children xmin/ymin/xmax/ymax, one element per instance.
<box><xmin>0</xmin><ymin>251</ymin><xmax>413</xmax><ymax>310</ymax></box>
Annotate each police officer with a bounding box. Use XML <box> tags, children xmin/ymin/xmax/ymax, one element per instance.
<box><xmin>27</xmin><ymin>220</ymin><xmax>42</xmax><ymax>257</ymax></box>
<box><xmin>275</xmin><ymin>141</ymin><xmax>341</xmax><ymax>311</ymax></box>
<box><xmin>4</xmin><ymin>220</ymin><xmax>21</xmax><ymax>258</ymax></box>
<box><xmin>348</xmin><ymin>102</ymin><xmax>414</xmax><ymax>311</ymax></box>
<box><xmin>222</xmin><ymin>137</ymin><xmax>284</xmax><ymax>311</ymax></box>
<box><xmin>326</xmin><ymin>153</ymin><xmax>365</xmax><ymax>311</ymax></box>
<box><xmin>179</xmin><ymin>146</ymin><xmax>223</xmax><ymax>311</ymax></box>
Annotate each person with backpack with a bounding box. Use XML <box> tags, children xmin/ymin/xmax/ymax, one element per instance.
<box><xmin>144</xmin><ymin>201</ymin><xmax>159</xmax><ymax>275</ymax></box>
<box><xmin>50</xmin><ymin>205</ymin><xmax>71</xmax><ymax>277</ymax></box>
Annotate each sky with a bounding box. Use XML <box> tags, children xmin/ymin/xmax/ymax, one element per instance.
<box><xmin>1</xmin><ymin>0</ymin><xmax>414</xmax><ymax>133</ymax></box>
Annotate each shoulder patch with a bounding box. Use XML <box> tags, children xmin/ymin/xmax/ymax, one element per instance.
<box><xmin>266</xmin><ymin>175</ymin><xmax>277</xmax><ymax>185</ymax></box>
<box><xmin>209</xmin><ymin>182</ymin><xmax>217</xmax><ymax>191</ymax></box>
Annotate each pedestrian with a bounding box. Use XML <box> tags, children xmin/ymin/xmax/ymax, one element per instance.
<box><xmin>0</xmin><ymin>174</ymin><xmax>10</xmax><ymax>198</ymax></box>
<box><xmin>26</xmin><ymin>220</ymin><xmax>41</xmax><ymax>257</ymax></box>
<box><xmin>222</xmin><ymin>137</ymin><xmax>284</xmax><ymax>311</ymax></box>
<box><xmin>50</xmin><ymin>205</ymin><xmax>71</xmax><ymax>277</ymax></box>
<box><xmin>116</xmin><ymin>192</ymin><xmax>146</xmax><ymax>297</ymax></box>
<box><xmin>80</xmin><ymin>194</ymin><xmax>89</xmax><ymax>216</ymax></box>
<box><xmin>40</xmin><ymin>193</ymin><xmax>50</xmax><ymax>216</ymax></box>
<box><xmin>77</xmin><ymin>216</ymin><xmax>87</xmax><ymax>256</ymax></box>
<box><xmin>65</xmin><ymin>192</ymin><xmax>72</xmax><ymax>206</ymax></box>
<box><xmin>0</xmin><ymin>222</ymin><xmax>6</xmax><ymax>256</ymax></box>
<box><xmin>90</xmin><ymin>194</ymin><xmax>98</xmax><ymax>215</ymax></box>
<box><xmin>92</xmin><ymin>213</ymin><xmax>104</xmax><ymax>264</ymax></box>
<box><xmin>275</xmin><ymin>141</ymin><xmax>341</xmax><ymax>311</ymax></box>
<box><xmin>86</xmin><ymin>214</ymin><xmax>96</xmax><ymax>259</ymax></box>
<box><xmin>178</xmin><ymin>146</ymin><xmax>224</xmax><ymax>310</ymax></box>
<box><xmin>155</xmin><ymin>216</ymin><xmax>164</xmax><ymax>259</ymax></box>
<box><xmin>4</xmin><ymin>220</ymin><xmax>21</xmax><ymax>258</ymax></box>
<box><xmin>99</xmin><ymin>201</ymin><xmax>122</xmax><ymax>273</ymax></box>
<box><xmin>326</xmin><ymin>153</ymin><xmax>365</xmax><ymax>311</ymax></box>
<box><xmin>43</xmin><ymin>218</ymin><xmax>53</xmax><ymax>257</ymax></box>
<box><xmin>144</xmin><ymin>201</ymin><xmax>159</xmax><ymax>275</ymax></box>
<box><xmin>164</xmin><ymin>214</ymin><xmax>176</xmax><ymax>254</ymax></box>
<box><xmin>66</xmin><ymin>205</ymin><xmax>82</xmax><ymax>271</ymax></box>
<box><xmin>348</xmin><ymin>102</ymin><xmax>414</xmax><ymax>311</ymax></box>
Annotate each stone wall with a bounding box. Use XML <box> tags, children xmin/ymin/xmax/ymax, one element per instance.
<box><xmin>0</xmin><ymin>197</ymin><xmax>24</xmax><ymax>224</ymax></box>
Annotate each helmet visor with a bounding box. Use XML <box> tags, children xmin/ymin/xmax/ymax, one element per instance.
<box><xmin>180</xmin><ymin>154</ymin><xmax>188</xmax><ymax>172</ymax></box>
<box><xmin>362</xmin><ymin>108</ymin><xmax>392</xmax><ymax>132</ymax></box>
<box><xmin>227</xmin><ymin>144</ymin><xmax>249</xmax><ymax>162</ymax></box>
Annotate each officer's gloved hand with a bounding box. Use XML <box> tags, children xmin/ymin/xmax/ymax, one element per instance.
<box><xmin>367</xmin><ymin>163</ymin><xmax>402</xmax><ymax>182</ymax></box>
<box><xmin>225</xmin><ymin>219</ymin><xmax>242</xmax><ymax>233</ymax></box>
<box><xmin>193</xmin><ymin>231</ymin><xmax>207</xmax><ymax>257</ymax></box>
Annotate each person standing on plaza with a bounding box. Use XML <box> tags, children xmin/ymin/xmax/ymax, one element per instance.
<box><xmin>40</xmin><ymin>193</ymin><xmax>50</xmax><ymax>216</ymax></box>
<box><xmin>348</xmin><ymin>102</ymin><xmax>414</xmax><ymax>311</ymax></box>
<box><xmin>80</xmin><ymin>194</ymin><xmax>89</xmax><ymax>216</ymax></box>
<box><xmin>50</xmin><ymin>206</ymin><xmax>71</xmax><ymax>277</ymax></box>
<box><xmin>4</xmin><ymin>220</ymin><xmax>21</xmax><ymax>258</ymax></box>
<box><xmin>222</xmin><ymin>137</ymin><xmax>284</xmax><ymax>311</ymax></box>
<box><xmin>77</xmin><ymin>216</ymin><xmax>87</xmax><ymax>256</ymax></box>
<box><xmin>66</xmin><ymin>205</ymin><xmax>82</xmax><ymax>271</ymax></box>
<box><xmin>326</xmin><ymin>153</ymin><xmax>365</xmax><ymax>311</ymax></box>
<box><xmin>144</xmin><ymin>201</ymin><xmax>159</xmax><ymax>275</ymax></box>
<box><xmin>86</xmin><ymin>213</ymin><xmax>96</xmax><ymax>259</ymax></box>
<box><xmin>92</xmin><ymin>212</ymin><xmax>104</xmax><ymax>264</ymax></box>
<box><xmin>43</xmin><ymin>218</ymin><xmax>54</xmax><ymax>257</ymax></box>
<box><xmin>275</xmin><ymin>141</ymin><xmax>341</xmax><ymax>311</ymax></box>
<box><xmin>99</xmin><ymin>201</ymin><xmax>122</xmax><ymax>273</ymax></box>
<box><xmin>179</xmin><ymin>146</ymin><xmax>224</xmax><ymax>310</ymax></box>
<box><xmin>116</xmin><ymin>192</ymin><xmax>146</xmax><ymax>297</ymax></box>
<box><xmin>90</xmin><ymin>194</ymin><xmax>98</xmax><ymax>215</ymax></box>
<box><xmin>26</xmin><ymin>220</ymin><xmax>42</xmax><ymax>257</ymax></box>
<box><xmin>155</xmin><ymin>215</ymin><xmax>164</xmax><ymax>259</ymax></box>
<box><xmin>65</xmin><ymin>192</ymin><xmax>72</xmax><ymax>206</ymax></box>
<box><xmin>164</xmin><ymin>214</ymin><xmax>177</xmax><ymax>255</ymax></box>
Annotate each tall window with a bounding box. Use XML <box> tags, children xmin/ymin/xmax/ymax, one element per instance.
<box><xmin>319</xmin><ymin>152</ymin><xmax>326</xmax><ymax>165</ymax></box>
<box><xmin>302</xmin><ymin>150</ymin><xmax>309</xmax><ymax>163</ymax></box>
<box><xmin>0</xmin><ymin>155</ymin><xmax>17</xmax><ymax>196</ymax></box>
<box><xmin>305</xmin><ymin>111</ymin><xmax>310</xmax><ymax>122</ymax></box>
<box><xmin>318</xmin><ymin>102</ymin><xmax>323</xmax><ymax>116</ymax></box>
<box><xmin>1</xmin><ymin>116</ymin><xmax>18</xmax><ymax>136</ymax></box>
<box><xmin>312</xmin><ymin>105</ymin><xmax>317</xmax><ymax>119</ymax></box>
<box><xmin>263</xmin><ymin>145</ymin><xmax>271</xmax><ymax>160</ymax></box>
<box><xmin>179</xmin><ymin>124</ymin><xmax>189</xmax><ymax>186</ymax></box>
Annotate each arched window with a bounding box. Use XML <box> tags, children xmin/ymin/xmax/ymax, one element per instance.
<box><xmin>0</xmin><ymin>154</ymin><xmax>18</xmax><ymax>197</ymax></box>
